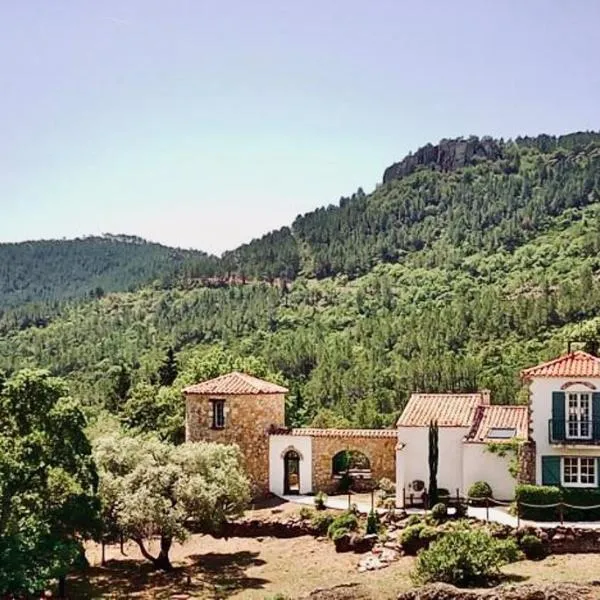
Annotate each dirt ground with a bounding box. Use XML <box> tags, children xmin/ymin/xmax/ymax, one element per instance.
<box><xmin>69</xmin><ymin>501</ymin><xmax>600</xmax><ymax>600</ymax></box>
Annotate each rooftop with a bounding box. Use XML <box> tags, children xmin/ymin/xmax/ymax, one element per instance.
<box><xmin>521</xmin><ymin>351</ymin><xmax>600</xmax><ymax>379</ymax></box>
<box><xmin>396</xmin><ymin>392</ymin><xmax>487</xmax><ymax>427</ymax></box>
<box><xmin>465</xmin><ymin>405</ymin><xmax>529</xmax><ymax>444</ymax></box>
<box><xmin>270</xmin><ymin>427</ymin><xmax>397</xmax><ymax>438</ymax></box>
<box><xmin>182</xmin><ymin>371</ymin><xmax>289</xmax><ymax>395</ymax></box>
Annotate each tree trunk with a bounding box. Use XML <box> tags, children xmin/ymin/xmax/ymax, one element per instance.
<box><xmin>57</xmin><ymin>575</ymin><xmax>66</xmax><ymax>599</ymax></box>
<box><xmin>134</xmin><ymin>537</ymin><xmax>173</xmax><ymax>571</ymax></box>
<box><xmin>155</xmin><ymin>536</ymin><xmax>173</xmax><ymax>571</ymax></box>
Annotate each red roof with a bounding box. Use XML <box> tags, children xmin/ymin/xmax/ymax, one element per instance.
<box><xmin>466</xmin><ymin>405</ymin><xmax>529</xmax><ymax>443</ymax></box>
<box><xmin>396</xmin><ymin>393</ymin><xmax>486</xmax><ymax>427</ymax></box>
<box><xmin>521</xmin><ymin>351</ymin><xmax>600</xmax><ymax>379</ymax></box>
<box><xmin>270</xmin><ymin>428</ymin><xmax>398</xmax><ymax>439</ymax></box>
<box><xmin>183</xmin><ymin>372</ymin><xmax>288</xmax><ymax>395</ymax></box>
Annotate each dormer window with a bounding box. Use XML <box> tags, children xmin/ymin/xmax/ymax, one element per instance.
<box><xmin>211</xmin><ymin>399</ymin><xmax>226</xmax><ymax>429</ymax></box>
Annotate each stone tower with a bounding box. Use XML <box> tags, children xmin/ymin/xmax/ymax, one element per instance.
<box><xmin>183</xmin><ymin>371</ymin><xmax>287</xmax><ymax>495</ymax></box>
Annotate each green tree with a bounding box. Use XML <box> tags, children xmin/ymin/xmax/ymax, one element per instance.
<box><xmin>94</xmin><ymin>433</ymin><xmax>250</xmax><ymax>570</ymax></box>
<box><xmin>157</xmin><ymin>347</ymin><xmax>178</xmax><ymax>387</ymax></box>
<box><xmin>428</xmin><ymin>420</ymin><xmax>439</xmax><ymax>507</ymax></box>
<box><xmin>0</xmin><ymin>369</ymin><xmax>99</xmax><ymax>595</ymax></box>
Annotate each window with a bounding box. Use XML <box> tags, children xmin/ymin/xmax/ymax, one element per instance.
<box><xmin>487</xmin><ymin>428</ymin><xmax>517</xmax><ymax>439</ymax></box>
<box><xmin>566</xmin><ymin>393</ymin><xmax>591</xmax><ymax>439</ymax></box>
<box><xmin>211</xmin><ymin>399</ymin><xmax>225</xmax><ymax>429</ymax></box>
<box><xmin>562</xmin><ymin>457</ymin><xmax>596</xmax><ymax>487</ymax></box>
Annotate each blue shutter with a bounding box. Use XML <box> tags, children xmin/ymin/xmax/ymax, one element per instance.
<box><xmin>541</xmin><ymin>456</ymin><xmax>561</xmax><ymax>485</ymax></box>
<box><xmin>552</xmin><ymin>392</ymin><xmax>565</xmax><ymax>441</ymax></box>
<box><xmin>593</xmin><ymin>393</ymin><xmax>600</xmax><ymax>441</ymax></box>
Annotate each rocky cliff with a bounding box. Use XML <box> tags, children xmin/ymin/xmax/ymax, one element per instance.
<box><xmin>382</xmin><ymin>136</ymin><xmax>504</xmax><ymax>184</ymax></box>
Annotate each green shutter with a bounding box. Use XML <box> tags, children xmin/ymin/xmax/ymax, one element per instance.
<box><xmin>541</xmin><ymin>456</ymin><xmax>561</xmax><ymax>485</ymax></box>
<box><xmin>552</xmin><ymin>391</ymin><xmax>565</xmax><ymax>441</ymax></box>
<box><xmin>593</xmin><ymin>393</ymin><xmax>600</xmax><ymax>441</ymax></box>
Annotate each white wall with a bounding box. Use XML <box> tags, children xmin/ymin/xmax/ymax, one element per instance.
<box><xmin>268</xmin><ymin>435</ymin><xmax>313</xmax><ymax>496</ymax></box>
<box><xmin>396</xmin><ymin>426</ymin><xmax>469</xmax><ymax>506</ymax></box>
<box><xmin>529</xmin><ymin>377</ymin><xmax>600</xmax><ymax>484</ymax></box>
<box><xmin>462</xmin><ymin>444</ymin><xmax>515</xmax><ymax>500</ymax></box>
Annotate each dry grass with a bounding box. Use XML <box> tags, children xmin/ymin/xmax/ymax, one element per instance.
<box><xmin>67</xmin><ymin>501</ymin><xmax>600</xmax><ymax>599</ymax></box>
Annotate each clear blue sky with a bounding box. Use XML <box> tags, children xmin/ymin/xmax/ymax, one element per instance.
<box><xmin>1</xmin><ymin>1</ymin><xmax>599</xmax><ymax>254</ymax></box>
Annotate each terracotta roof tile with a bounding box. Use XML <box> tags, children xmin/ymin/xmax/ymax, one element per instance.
<box><xmin>465</xmin><ymin>405</ymin><xmax>529</xmax><ymax>443</ymax></box>
<box><xmin>270</xmin><ymin>428</ymin><xmax>398</xmax><ymax>439</ymax></box>
<box><xmin>521</xmin><ymin>351</ymin><xmax>600</xmax><ymax>379</ymax></box>
<box><xmin>396</xmin><ymin>393</ymin><xmax>484</xmax><ymax>427</ymax></box>
<box><xmin>183</xmin><ymin>372</ymin><xmax>288</xmax><ymax>395</ymax></box>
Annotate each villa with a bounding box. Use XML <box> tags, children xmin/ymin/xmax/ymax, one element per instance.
<box><xmin>182</xmin><ymin>350</ymin><xmax>600</xmax><ymax>505</ymax></box>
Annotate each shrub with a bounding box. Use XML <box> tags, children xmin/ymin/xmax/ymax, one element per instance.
<box><xmin>314</xmin><ymin>491</ymin><xmax>327</xmax><ymax>511</ymax></box>
<box><xmin>331</xmin><ymin>526</ymin><xmax>350</xmax><ymax>543</ymax></box>
<box><xmin>400</xmin><ymin>523</ymin><xmax>438</xmax><ymax>555</ymax></box>
<box><xmin>405</xmin><ymin>514</ymin><xmax>422</xmax><ymax>527</ymax></box>
<box><xmin>454</xmin><ymin>502</ymin><xmax>468</xmax><ymax>519</ymax></box>
<box><xmin>310</xmin><ymin>512</ymin><xmax>335</xmax><ymax>535</ymax></box>
<box><xmin>431</xmin><ymin>502</ymin><xmax>448</xmax><ymax>522</ymax></box>
<box><xmin>327</xmin><ymin>511</ymin><xmax>360</xmax><ymax>539</ymax></box>
<box><xmin>514</xmin><ymin>484</ymin><xmax>561</xmax><ymax>521</ymax></box>
<box><xmin>366</xmin><ymin>509</ymin><xmax>379</xmax><ymax>535</ymax></box>
<box><xmin>467</xmin><ymin>481</ymin><xmax>493</xmax><ymax>505</ymax></box>
<box><xmin>562</xmin><ymin>488</ymin><xmax>600</xmax><ymax>521</ymax></box>
<box><xmin>412</xmin><ymin>527</ymin><xmax>522</xmax><ymax>586</ymax></box>
<box><xmin>299</xmin><ymin>506</ymin><xmax>314</xmax><ymax>520</ymax></box>
<box><xmin>382</xmin><ymin>497</ymin><xmax>396</xmax><ymax>510</ymax></box>
<box><xmin>519</xmin><ymin>533</ymin><xmax>547</xmax><ymax>560</ymax></box>
<box><xmin>378</xmin><ymin>477</ymin><xmax>396</xmax><ymax>495</ymax></box>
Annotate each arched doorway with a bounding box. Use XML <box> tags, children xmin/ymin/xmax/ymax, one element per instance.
<box><xmin>284</xmin><ymin>449</ymin><xmax>300</xmax><ymax>494</ymax></box>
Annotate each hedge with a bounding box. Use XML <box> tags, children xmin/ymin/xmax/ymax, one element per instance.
<box><xmin>515</xmin><ymin>485</ymin><xmax>600</xmax><ymax>521</ymax></box>
<box><xmin>514</xmin><ymin>485</ymin><xmax>561</xmax><ymax>521</ymax></box>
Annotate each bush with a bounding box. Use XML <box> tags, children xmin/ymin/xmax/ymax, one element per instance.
<box><xmin>399</xmin><ymin>523</ymin><xmax>438</xmax><ymax>555</ymax></box>
<box><xmin>382</xmin><ymin>497</ymin><xmax>396</xmax><ymax>510</ymax></box>
<box><xmin>467</xmin><ymin>481</ymin><xmax>493</xmax><ymax>505</ymax></box>
<box><xmin>366</xmin><ymin>510</ymin><xmax>379</xmax><ymax>535</ymax></box>
<box><xmin>299</xmin><ymin>506</ymin><xmax>314</xmax><ymax>520</ymax></box>
<box><xmin>412</xmin><ymin>527</ymin><xmax>522</xmax><ymax>586</ymax></box>
<box><xmin>519</xmin><ymin>533</ymin><xmax>547</xmax><ymax>560</ymax></box>
<box><xmin>514</xmin><ymin>484</ymin><xmax>561</xmax><ymax>521</ymax></box>
<box><xmin>331</xmin><ymin>526</ymin><xmax>350</xmax><ymax>543</ymax></box>
<box><xmin>405</xmin><ymin>514</ymin><xmax>422</xmax><ymax>527</ymax></box>
<box><xmin>327</xmin><ymin>511</ymin><xmax>360</xmax><ymax>539</ymax></box>
<box><xmin>562</xmin><ymin>488</ymin><xmax>600</xmax><ymax>521</ymax></box>
<box><xmin>314</xmin><ymin>491</ymin><xmax>327</xmax><ymax>511</ymax></box>
<box><xmin>337</xmin><ymin>472</ymin><xmax>353</xmax><ymax>493</ymax></box>
<box><xmin>310</xmin><ymin>512</ymin><xmax>335</xmax><ymax>535</ymax></box>
<box><xmin>431</xmin><ymin>502</ymin><xmax>448</xmax><ymax>522</ymax></box>
<box><xmin>378</xmin><ymin>477</ymin><xmax>396</xmax><ymax>495</ymax></box>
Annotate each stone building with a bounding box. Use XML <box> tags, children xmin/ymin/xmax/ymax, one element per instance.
<box><xmin>184</xmin><ymin>351</ymin><xmax>600</xmax><ymax>503</ymax></box>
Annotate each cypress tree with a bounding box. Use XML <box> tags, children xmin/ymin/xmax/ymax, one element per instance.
<box><xmin>428</xmin><ymin>419</ymin><xmax>439</xmax><ymax>507</ymax></box>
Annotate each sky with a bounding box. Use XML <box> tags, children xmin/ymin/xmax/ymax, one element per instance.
<box><xmin>1</xmin><ymin>1</ymin><xmax>599</xmax><ymax>255</ymax></box>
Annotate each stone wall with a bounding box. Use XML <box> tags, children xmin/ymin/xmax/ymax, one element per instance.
<box><xmin>517</xmin><ymin>440</ymin><xmax>536</xmax><ymax>484</ymax></box>
<box><xmin>185</xmin><ymin>392</ymin><xmax>285</xmax><ymax>495</ymax></box>
<box><xmin>311</xmin><ymin>434</ymin><xmax>397</xmax><ymax>494</ymax></box>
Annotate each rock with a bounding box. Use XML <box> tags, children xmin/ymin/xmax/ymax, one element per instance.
<box><xmin>382</xmin><ymin>137</ymin><xmax>503</xmax><ymax>184</ymax></box>
<box><xmin>397</xmin><ymin>582</ymin><xmax>594</xmax><ymax>600</ymax></box>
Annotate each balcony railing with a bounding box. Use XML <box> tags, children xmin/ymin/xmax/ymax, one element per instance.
<box><xmin>548</xmin><ymin>420</ymin><xmax>600</xmax><ymax>444</ymax></box>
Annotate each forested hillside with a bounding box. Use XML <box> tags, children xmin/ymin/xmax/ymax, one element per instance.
<box><xmin>0</xmin><ymin>234</ymin><xmax>219</xmax><ymax>308</ymax></box>
<box><xmin>1</xmin><ymin>131</ymin><xmax>600</xmax><ymax>435</ymax></box>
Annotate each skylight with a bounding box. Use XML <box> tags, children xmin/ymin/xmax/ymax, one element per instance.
<box><xmin>487</xmin><ymin>427</ymin><xmax>517</xmax><ymax>439</ymax></box>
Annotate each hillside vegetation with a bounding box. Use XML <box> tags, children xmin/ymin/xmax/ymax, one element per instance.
<box><xmin>1</xmin><ymin>132</ymin><xmax>600</xmax><ymax>431</ymax></box>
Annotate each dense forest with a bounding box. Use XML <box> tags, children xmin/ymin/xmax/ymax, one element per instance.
<box><xmin>1</xmin><ymin>131</ymin><xmax>600</xmax><ymax>435</ymax></box>
<box><xmin>0</xmin><ymin>234</ymin><xmax>220</xmax><ymax>308</ymax></box>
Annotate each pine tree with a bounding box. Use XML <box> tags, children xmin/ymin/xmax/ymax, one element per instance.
<box><xmin>158</xmin><ymin>347</ymin><xmax>178</xmax><ymax>387</ymax></box>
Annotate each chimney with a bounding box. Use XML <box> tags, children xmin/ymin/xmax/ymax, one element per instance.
<box><xmin>480</xmin><ymin>389</ymin><xmax>491</xmax><ymax>405</ymax></box>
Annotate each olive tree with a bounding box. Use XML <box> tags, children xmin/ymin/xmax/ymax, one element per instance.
<box><xmin>94</xmin><ymin>433</ymin><xmax>250</xmax><ymax>570</ymax></box>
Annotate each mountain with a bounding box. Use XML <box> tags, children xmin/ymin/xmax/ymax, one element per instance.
<box><xmin>1</xmin><ymin>130</ymin><xmax>600</xmax><ymax>433</ymax></box>
<box><xmin>0</xmin><ymin>234</ymin><xmax>219</xmax><ymax>309</ymax></box>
